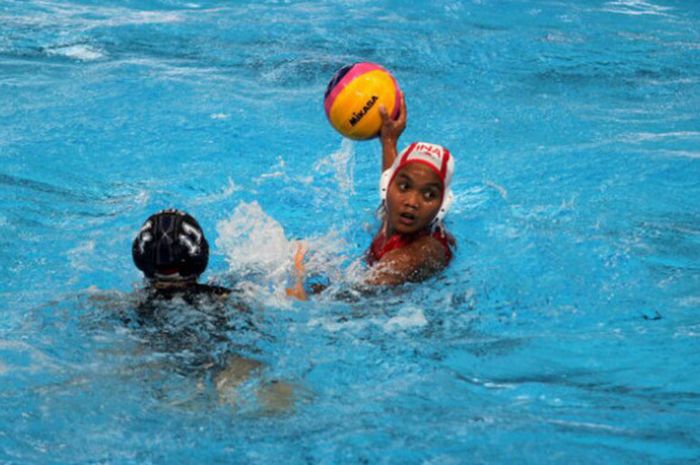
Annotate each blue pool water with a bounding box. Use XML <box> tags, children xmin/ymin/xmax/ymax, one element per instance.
<box><xmin>1</xmin><ymin>0</ymin><xmax>699</xmax><ymax>463</ymax></box>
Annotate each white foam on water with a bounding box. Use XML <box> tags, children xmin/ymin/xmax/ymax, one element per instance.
<box><xmin>678</xmin><ymin>296</ymin><xmax>700</xmax><ymax>308</ymax></box>
<box><xmin>382</xmin><ymin>306</ymin><xmax>428</xmax><ymax>332</ymax></box>
<box><xmin>601</xmin><ymin>0</ymin><xmax>673</xmax><ymax>16</ymax></box>
<box><xmin>673</xmin><ymin>325</ymin><xmax>700</xmax><ymax>338</ymax></box>
<box><xmin>655</xmin><ymin>149</ymin><xmax>700</xmax><ymax>159</ymax></box>
<box><xmin>209</xmin><ymin>113</ymin><xmax>230</xmax><ymax>120</ymax></box>
<box><xmin>134</xmin><ymin>190</ymin><xmax>150</xmax><ymax>206</ymax></box>
<box><xmin>619</xmin><ymin>131</ymin><xmax>700</xmax><ymax>143</ymax></box>
<box><xmin>124</xmin><ymin>10</ymin><xmax>184</xmax><ymax>25</ymax></box>
<box><xmin>3</xmin><ymin>3</ymin><xmax>231</xmax><ymax>66</ymax></box>
<box><xmin>307</xmin><ymin>315</ymin><xmax>369</xmax><ymax>333</ymax></box>
<box><xmin>20</xmin><ymin>3</ymin><xmax>188</xmax><ymax>29</ymax></box>
<box><xmin>140</xmin><ymin>61</ymin><xmax>237</xmax><ymax>83</ymax></box>
<box><xmin>547</xmin><ymin>419</ymin><xmax>626</xmax><ymax>433</ymax></box>
<box><xmin>310</xmin><ymin>304</ymin><xmax>428</xmax><ymax>335</ymax></box>
<box><xmin>46</xmin><ymin>44</ymin><xmax>104</xmax><ymax>61</ymax></box>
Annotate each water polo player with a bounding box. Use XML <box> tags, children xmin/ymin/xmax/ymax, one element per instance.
<box><xmin>287</xmin><ymin>94</ymin><xmax>455</xmax><ymax>299</ymax></box>
<box><xmin>366</xmin><ymin>93</ymin><xmax>455</xmax><ymax>284</ymax></box>
<box><xmin>131</xmin><ymin>209</ymin><xmax>296</xmax><ymax>411</ymax></box>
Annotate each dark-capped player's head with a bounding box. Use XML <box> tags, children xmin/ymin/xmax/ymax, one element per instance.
<box><xmin>132</xmin><ymin>209</ymin><xmax>209</xmax><ymax>281</ymax></box>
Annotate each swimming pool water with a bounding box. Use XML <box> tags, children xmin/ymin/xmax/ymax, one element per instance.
<box><xmin>1</xmin><ymin>1</ymin><xmax>699</xmax><ymax>463</ymax></box>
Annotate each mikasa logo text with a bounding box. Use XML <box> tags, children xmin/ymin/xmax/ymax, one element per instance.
<box><xmin>349</xmin><ymin>95</ymin><xmax>378</xmax><ymax>126</ymax></box>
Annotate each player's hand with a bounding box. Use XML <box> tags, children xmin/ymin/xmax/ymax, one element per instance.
<box><xmin>379</xmin><ymin>91</ymin><xmax>406</xmax><ymax>143</ymax></box>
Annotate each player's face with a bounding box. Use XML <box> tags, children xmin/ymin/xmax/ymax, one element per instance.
<box><xmin>386</xmin><ymin>163</ymin><xmax>443</xmax><ymax>235</ymax></box>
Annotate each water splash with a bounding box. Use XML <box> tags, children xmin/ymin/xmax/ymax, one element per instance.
<box><xmin>216</xmin><ymin>201</ymin><xmax>292</xmax><ymax>283</ymax></box>
<box><xmin>215</xmin><ymin>201</ymin><xmax>353</xmax><ymax>303</ymax></box>
<box><xmin>313</xmin><ymin>138</ymin><xmax>356</xmax><ymax>195</ymax></box>
<box><xmin>191</xmin><ymin>178</ymin><xmax>240</xmax><ymax>205</ymax></box>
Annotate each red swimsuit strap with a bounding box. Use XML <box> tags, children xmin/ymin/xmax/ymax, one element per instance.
<box><xmin>367</xmin><ymin>228</ymin><xmax>453</xmax><ymax>266</ymax></box>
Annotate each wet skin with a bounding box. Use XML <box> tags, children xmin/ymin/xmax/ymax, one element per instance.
<box><xmin>385</xmin><ymin>163</ymin><xmax>443</xmax><ymax>235</ymax></box>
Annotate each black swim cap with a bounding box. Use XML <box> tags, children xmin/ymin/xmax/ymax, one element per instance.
<box><xmin>132</xmin><ymin>209</ymin><xmax>209</xmax><ymax>280</ymax></box>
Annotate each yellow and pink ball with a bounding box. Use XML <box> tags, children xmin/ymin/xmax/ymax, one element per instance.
<box><xmin>324</xmin><ymin>62</ymin><xmax>401</xmax><ymax>140</ymax></box>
